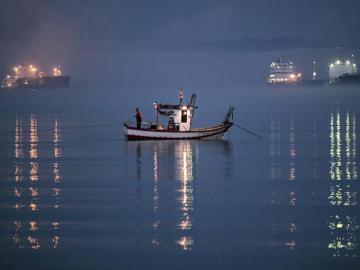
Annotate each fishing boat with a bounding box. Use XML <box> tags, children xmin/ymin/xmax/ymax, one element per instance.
<box><xmin>124</xmin><ymin>89</ymin><xmax>234</xmax><ymax>140</ymax></box>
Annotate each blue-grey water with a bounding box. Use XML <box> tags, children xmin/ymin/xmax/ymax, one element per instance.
<box><xmin>0</xmin><ymin>85</ymin><xmax>359</xmax><ymax>269</ymax></box>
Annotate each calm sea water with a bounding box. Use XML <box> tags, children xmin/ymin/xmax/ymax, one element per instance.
<box><xmin>0</xmin><ymin>85</ymin><xmax>359</xmax><ymax>269</ymax></box>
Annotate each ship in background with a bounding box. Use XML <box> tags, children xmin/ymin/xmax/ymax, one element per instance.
<box><xmin>328</xmin><ymin>57</ymin><xmax>360</xmax><ymax>85</ymax></box>
<box><xmin>267</xmin><ymin>58</ymin><xmax>302</xmax><ymax>84</ymax></box>
<box><xmin>1</xmin><ymin>64</ymin><xmax>70</xmax><ymax>90</ymax></box>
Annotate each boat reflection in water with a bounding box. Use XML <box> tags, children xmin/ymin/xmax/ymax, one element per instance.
<box><xmin>175</xmin><ymin>141</ymin><xmax>196</xmax><ymax>251</ymax></box>
<box><xmin>12</xmin><ymin>115</ymin><xmax>62</xmax><ymax>249</ymax></box>
<box><xmin>328</xmin><ymin>111</ymin><xmax>359</xmax><ymax>258</ymax></box>
<box><xmin>128</xmin><ymin>139</ymin><xmax>232</xmax><ymax>251</ymax></box>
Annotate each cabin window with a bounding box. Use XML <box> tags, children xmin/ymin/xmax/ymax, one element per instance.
<box><xmin>181</xmin><ymin>110</ymin><xmax>187</xmax><ymax>123</ymax></box>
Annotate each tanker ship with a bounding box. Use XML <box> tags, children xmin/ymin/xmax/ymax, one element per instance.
<box><xmin>1</xmin><ymin>64</ymin><xmax>70</xmax><ymax>90</ymax></box>
<box><xmin>328</xmin><ymin>58</ymin><xmax>360</xmax><ymax>85</ymax></box>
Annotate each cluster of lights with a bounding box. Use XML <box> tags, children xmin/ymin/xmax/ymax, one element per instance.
<box><xmin>13</xmin><ymin>65</ymin><xmax>22</xmax><ymax>75</ymax></box>
<box><xmin>268</xmin><ymin>73</ymin><xmax>301</xmax><ymax>83</ymax></box>
<box><xmin>29</xmin><ymin>65</ymin><xmax>37</xmax><ymax>74</ymax></box>
<box><xmin>330</xmin><ymin>59</ymin><xmax>357</xmax><ymax>68</ymax></box>
<box><xmin>53</xmin><ymin>67</ymin><xmax>62</xmax><ymax>76</ymax></box>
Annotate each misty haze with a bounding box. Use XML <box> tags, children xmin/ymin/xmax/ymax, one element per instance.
<box><xmin>1</xmin><ymin>1</ymin><xmax>360</xmax><ymax>270</ymax></box>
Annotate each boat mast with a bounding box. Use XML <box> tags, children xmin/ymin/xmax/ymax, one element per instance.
<box><xmin>312</xmin><ymin>60</ymin><xmax>317</xmax><ymax>80</ymax></box>
<box><xmin>154</xmin><ymin>102</ymin><xmax>159</xmax><ymax>127</ymax></box>
<box><xmin>179</xmin><ymin>86</ymin><xmax>184</xmax><ymax>105</ymax></box>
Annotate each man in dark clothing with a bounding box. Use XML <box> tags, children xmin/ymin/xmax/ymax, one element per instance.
<box><xmin>135</xmin><ymin>108</ymin><xmax>142</xmax><ymax>128</ymax></box>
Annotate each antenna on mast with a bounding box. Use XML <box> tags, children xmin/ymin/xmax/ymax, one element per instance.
<box><xmin>312</xmin><ymin>60</ymin><xmax>317</xmax><ymax>80</ymax></box>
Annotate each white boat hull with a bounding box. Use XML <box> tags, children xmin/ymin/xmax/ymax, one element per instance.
<box><xmin>124</xmin><ymin>123</ymin><xmax>232</xmax><ymax>140</ymax></box>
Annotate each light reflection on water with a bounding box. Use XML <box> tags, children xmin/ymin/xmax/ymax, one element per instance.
<box><xmin>269</xmin><ymin>116</ymin><xmax>298</xmax><ymax>250</ymax></box>
<box><xmin>328</xmin><ymin>110</ymin><xmax>359</xmax><ymax>258</ymax></box>
<box><xmin>127</xmin><ymin>140</ymin><xmax>231</xmax><ymax>252</ymax></box>
<box><xmin>175</xmin><ymin>141</ymin><xmax>196</xmax><ymax>251</ymax></box>
<box><xmin>268</xmin><ymin>112</ymin><xmax>360</xmax><ymax>256</ymax></box>
<box><xmin>11</xmin><ymin>115</ymin><xmax>62</xmax><ymax>250</ymax></box>
<box><xmin>1</xmin><ymin>89</ymin><xmax>360</xmax><ymax>270</ymax></box>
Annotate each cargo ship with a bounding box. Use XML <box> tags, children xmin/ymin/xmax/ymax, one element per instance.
<box><xmin>267</xmin><ymin>58</ymin><xmax>302</xmax><ymax>84</ymax></box>
<box><xmin>328</xmin><ymin>58</ymin><xmax>360</xmax><ymax>85</ymax></box>
<box><xmin>1</xmin><ymin>64</ymin><xmax>70</xmax><ymax>90</ymax></box>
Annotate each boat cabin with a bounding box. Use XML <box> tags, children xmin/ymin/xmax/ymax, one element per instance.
<box><xmin>155</xmin><ymin>93</ymin><xmax>197</xmax><ymax>131</ymax></box>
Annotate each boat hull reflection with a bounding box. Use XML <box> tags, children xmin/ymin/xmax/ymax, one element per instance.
<box><xmin>126</xmin><ymin>139</ymin><xmax>233</xmax><ymax>251</ymax></box>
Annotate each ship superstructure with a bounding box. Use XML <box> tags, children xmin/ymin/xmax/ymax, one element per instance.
<box><xmin>1</xmin><ymin>64</ymin><xmax>70</xmax><ymax>90</ymax></box>
<box><xmin>267</xmin><ymin>58</ymin><xmax>302</xmax><ymax>84</ymax></box>
<box><xmin>328</xmin><ymin>58</ymin><xmax>360</xmax><ymax>85</ymax></box>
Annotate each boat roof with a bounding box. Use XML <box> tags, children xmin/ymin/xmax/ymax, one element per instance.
<box><xmin>157</xmin><ymin>104</ymin><xmax>197</xmax><ymax>110</ymax></box>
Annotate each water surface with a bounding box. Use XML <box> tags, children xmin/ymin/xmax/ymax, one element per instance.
<box><xmin>0</xmin><ymin>85</ymin><xmax>359</xmax><ymax>269</ymax></box>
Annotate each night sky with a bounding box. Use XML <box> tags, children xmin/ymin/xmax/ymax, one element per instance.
<box><xmin>1</xmin><ymin>0</ymin><xmax>359</xmax><ymax>86</ymax></box>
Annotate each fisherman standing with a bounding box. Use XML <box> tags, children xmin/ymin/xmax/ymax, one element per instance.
<box><xmin>135</xmin><ymin>108</ymin><xmax>142</xmax><ymax>128</ymax></box>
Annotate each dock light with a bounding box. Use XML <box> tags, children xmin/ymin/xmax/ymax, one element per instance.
<box><xmin>330</xmin><ymin>64</ymin><xmax>334</xmax><ymax>68</ymax></box>
<box><xmin>182</xmin><ymin>106</ymin><xmax>187</xmax><ymax>110</ymax></box>
<box><xmin>290</xmin><ymin>74</ymin><xmax>296</xmax><ymax>79</ymax></box>
<box><xmin>353</xmin><ymin>64</ymin><xmax>357</xmax><ymax>67</ymax></box>
<box><xmin>335</xmin><ymin>60</ymin><xmax>341</xmax><ymax>65</ymax></box>
<box><xmin>346</xmin><ymin>60</ymin><xmax>350</xmax><ymax>65</ymax></box>
<box><xmin>297</xmin><ymin>73</ymin><xmax>302</xmax><ymax>78</ymax></box>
